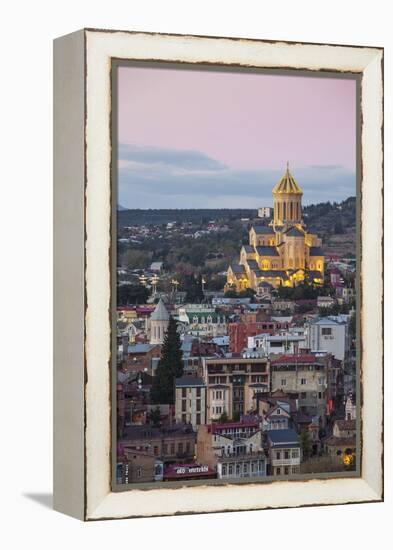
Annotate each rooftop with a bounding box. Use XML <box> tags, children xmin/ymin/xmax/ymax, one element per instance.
<box><xmin>150</xmin><ymin>298</ymin><xmax>170</xmax><ymax>321</ymax></box>
<box><xmin>285</xmin><ymin>227</ymin><xmax>305</xmax><ymax>237</ymax></box>
<box><xmin>175</xmin><ymin>376</ymin><xmax>205</xmax><ymax>388</ymax></box>
<box><xmin>127</xmin><ymin>343</ymin><xmax>157</xmax><ymax>354</ymax></box>
<box><xmin>272</xmin><ymin>166</ymin><xmax>303</xmax><ymax>195</ymax></box>
<box><xmin>255</xmin><ymin>246</ymin><xmax>280</xmax><ymax>257</ymax></box>
<box><xmin>271</xmin><ymin>354</ymin><xmax>318</xmax><ymax>365</ymax></box>
<box><xmin>267</xmin><ymin>428</ymin><xmax>300</xmax><ymax>446</ymax></box>
<box><xmin>252</xmin><ymin>225</ymin><xmax>275</xmax><ymax>235</ymax></box>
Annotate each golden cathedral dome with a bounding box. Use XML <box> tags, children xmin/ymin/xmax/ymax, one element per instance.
<box><xmin>272</xmin><ymin>163</ymin><xmax>303</xmax><ymax>195</ymax></box>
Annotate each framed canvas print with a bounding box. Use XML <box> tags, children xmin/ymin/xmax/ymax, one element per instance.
<box><xmin>53</xmin><ymin>29</ymin><xmax>383</xmax><ymax>521</ymax></box>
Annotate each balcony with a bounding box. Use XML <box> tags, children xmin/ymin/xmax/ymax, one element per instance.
<box><xmin>218</xmin><ymin>450</ymin><xmax>265</xmax><ymax>462</ymax></box>
<box><xmin>271</xmin><ymin>457</ymin><xmax>300</xmax><ymax>467</ymax></box>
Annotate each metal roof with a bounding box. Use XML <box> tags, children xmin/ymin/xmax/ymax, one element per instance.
<box><xmin>150</xmin><ymin>298</ymin><xmax>170</xmax><ymax>321</ymax></box>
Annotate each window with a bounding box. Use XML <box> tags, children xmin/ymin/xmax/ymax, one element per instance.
<box><xmin>222</xmin><ymin>464</ymin><xmax>227</xmax><ymax>476</ymax></box>
<box><xmin>280</xmin><ymin>379</ymin><xmax>286</xmax><ymax>386</ymax></box>
<box><xmin>182</xmin><ymin>399</ymin><xmax>187</xmax><ymax>412</ymax></box>
<box><xmin>276</xmin><ymin>451</ymin><xmax>281</xmax><ymax>460</ymax></box>
<box><xmin>292</xmin><ymin>449</ymin><xmax>299</xmax><ymax>458</ymax></box>
<box><xmin>321</xmin><ymin>327</ymin><xmax>332</xmax><ymax>336</ymax></box>
<box><xmin>276</xmin><ymin>467</ymin><xmax>281</xmax><ymax>475</ymax></box>
<box><xmin>301</xmin><ymin>378</ymin><xmax>307</xmax><ymax>385</ymax></box>
<box><xmin>178</xmin><ymin>442</ymin><xmax>183</xmax><ymax>454</ymax></box>
<box><xmin>153</xmin><ymin>446</ymin><xmax>159</xmax><ymax>455</ymax></box>
<box><xmin>196</xmin><ymin>387</ymin><xmax>201</xmax><ymax>398</ymax></box>
<box><xmin>182</xmin><ymin>388</ymin><xmax>186</xmax><ymax>398</ymax></box>
<box><xmin>276</xmin><ymin>408</ymin><xmax>281</xmax><ymax>414</ymax></box>
<box><xmin>228</xmin><ymin>464</ymin><xmax>233</xmax><ymax>475</ymax></box>
<box><xmin>284</xmin><ymin>451</ymin><xmax>290</xmax><ymax>460</ymax></box>
<box><xmin>196</xmin><ymin>413</ymin><xmax>201</xmax><ymax>424</ymax></box>
<box><xmin>182</xmin><ymin>414</ymin><xmax>187</xmax><ymax>423</ymax></box>
<box><xmin>284</xmin><ymin>467</ymin><xmax>289</xmax><ymax>475</ymax></box>
<box><xmin>162</xmin><ymin>443</ymin><xmax>168</xmax><ymax>454</ymax></box>
<box><xmin>170</xmin><ymin>443</ymin><xmax>175</xmax><ymax>454</ymax></box>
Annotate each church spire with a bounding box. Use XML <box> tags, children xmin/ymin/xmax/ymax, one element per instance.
<box><xmin>272</xmin><ymin>164</ymin><xmax>303</xmax><ymax>225</ymax></box>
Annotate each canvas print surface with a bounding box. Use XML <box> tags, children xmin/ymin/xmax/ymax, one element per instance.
<box><xmin>114</xmin><ymin>64</ymin><xmax>359</xmax><ymax>487</ymax></box>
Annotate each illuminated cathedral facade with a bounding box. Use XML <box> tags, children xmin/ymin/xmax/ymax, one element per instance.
<box><xmin>226</xmin><ymin>165</ymin><xmax>324</xmax><ymax>291</ymax></box>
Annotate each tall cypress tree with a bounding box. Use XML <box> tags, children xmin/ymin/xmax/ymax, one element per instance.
<box><xmin>151</xmin><ymin>316</ymin><xmax>183</xmax><ymax>404</ymax></box>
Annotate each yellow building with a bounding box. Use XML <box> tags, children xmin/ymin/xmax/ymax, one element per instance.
<box><xmin>226</xmin><ymin>165</ymin><xmax>324</xmax><ymax>290</ymax></box>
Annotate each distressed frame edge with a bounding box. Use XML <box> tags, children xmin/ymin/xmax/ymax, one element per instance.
<box><xmin>81</xmin><ymin>30</ymin><xmax>383</xmax><ymax>521</ymax></box>
<box><xmin>53</xmin><ymin>29</ymin><xmax>86</xmax><ymax>521</ymax></box>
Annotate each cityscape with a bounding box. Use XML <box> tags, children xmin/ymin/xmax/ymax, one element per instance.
<box><xmin>115</xmin><ymin>65</ymin><xmax>357</xmax><ymax>486</ymax></box>
<box><xmin>116</xmin><ymin>170</ymin><xmax>357</xmax><ymax>485</ymax></box>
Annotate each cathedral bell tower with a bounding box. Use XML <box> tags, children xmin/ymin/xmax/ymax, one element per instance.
<box><xmin>271</xmin><ymin>163</ymin><xmax>303</xmax><ymax>227</ymax></box>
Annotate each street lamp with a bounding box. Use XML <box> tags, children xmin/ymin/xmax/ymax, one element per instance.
<box><xmin>171</xmin><ymin>278</ymin><xmax>180</xmax><ymax>294</ymax></box>
<box><xmin>150</xmin><ymin>274</ymin><xmax>160</xmax><ymax>295</ymax></box>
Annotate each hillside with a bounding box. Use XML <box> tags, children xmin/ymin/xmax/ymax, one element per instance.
<box><xmin>118</xmin><ymin>208</ymin><xmax>257</xmax><ymax>227</ymax></box>
<box><xmin>117</xmin><ymin>197</ymin><xmax>357</xmax><ymax>276</ymax></box>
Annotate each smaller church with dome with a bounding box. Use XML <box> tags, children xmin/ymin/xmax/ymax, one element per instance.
<box><xmin>226</xmin><ymin>165</ymin><xmax>324</xmax><ymax>291</ymax></box>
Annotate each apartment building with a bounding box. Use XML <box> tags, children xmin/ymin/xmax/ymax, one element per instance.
<box><xmin>266</xmin><ymin>429</ymin><xmax>301</xmax><ymax>476</ymax></box>
<box><xmin>196</xmin><ymin>420</ymin><xmax>266</xmax><ymax>479</ymax></box>
<box><xmin>175</xmin><ymin>376</ymin><xmax>206</xmax><ymax>429</ymax></box>
<box><xmin>201</xmin><ymin>356</ymin><xmax>270</xmax><ymax>422</ymax></box>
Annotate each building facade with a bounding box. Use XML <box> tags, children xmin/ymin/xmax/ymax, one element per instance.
<box><xmin>201</xmin><ymin>356</ymin><xmax>270</xmax><ymax>422</ymax></box>
<box><xmin>229</xmin><ymin>320</ymin><xmax>290</xmax><ymax>355</ymax></box>
<box><xmin>196</xmin><ymin>421</ymin><xmax>267</xmax><ymax>479</ymax></box>
<box><xmin>175</xmin><ymin>376</ymin><xmax>206</xmax><ymax>429</ymax></box>
<box><xmin>226</xmin><ymin>165</ymin><xmax>324</xmax><ymax>290</ymax></box>
<box><xmin>149</xmin><ymin>298</ymin><xmax>170</xmax><ymax>344</ymax></box>
<box><xmin>270</xmin><ymin>354</ymin><xmax>331</xmax><ymax>423</ymax></box>
<box><xmin>305</xmin><ymin>315</ymin><xmax>350</xmax><ymax>361</ymax></box>
<box><xmin>266</xmin><ymin>429</ymin><xmax>301</xmax><ymax>476</ymax></box>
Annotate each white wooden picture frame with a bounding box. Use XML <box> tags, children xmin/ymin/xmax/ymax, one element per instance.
<box><xmin>54</xmin><ymin>28</ymin><xmax>383</xmax><ymax>521</ymax></box>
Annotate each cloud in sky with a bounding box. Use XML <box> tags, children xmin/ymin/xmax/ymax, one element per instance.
<box><xmin>118</xmin><ymin>143</ymin><xmax>227</xmax><ymax>171</ymax></box>
<box><xmin>118</xmin><ymin>144</ymin><xmax>356</xmax><ymax>209</ymax></box>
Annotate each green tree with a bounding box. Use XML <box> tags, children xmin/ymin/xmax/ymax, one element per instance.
<box><xmin>216</xmin><ymin>411</ymin><xmax>230</xmax><ymax>423</ymax></box>
<box><xmin>147</xmin><ymin>406</ymin><xmax>161</xmax><ymax>427</ymax></box>
<box><xmin>300</xmin><ymin>430</ymin><xmax>312</xmax><ymax>459</ymax></box>
<box><xmin>117</xmin><ymin>284</ymin><xmax>150</xmax><ymax>305</ymax></box>
<box><xmin>121</xmin><ymin>248</ymin><xmax>150</xmax><ymax>269</ymax></box>
<box><xmin>183</xmin><ymin>274</ymin><xmax>204</xmax><ymax>303</ymax></box>
<box><xmin>150</xmin><ymin>317</ymin><xmax>183</xmax><ymax>404</ymax></box>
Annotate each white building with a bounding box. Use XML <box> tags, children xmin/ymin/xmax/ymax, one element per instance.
<box><xmin>305</xmin><ymin>316</ymin><xmax>350</xmax><ymax>361</ymax></box>
<box><xmin>149</xmin><ymin>298</ymin><xmax>170</xmax><ymax>344</ymax></box>
<box><xmin>177</xmin><ymin>305</ymin><xmax>227</xmax><ymax>337</ymax></box>
<box><xmin>175</xmin><ymin>377</ymin><xmax>206</xmax><ymax>429</ymax></box>
<box><xmin>258</xmin><ymin>207</ymin><xmax>272</xmax><ymax>218</ymax></box>
<box><xmin>247</xmin><ymin>332</ymin><xmax>306</xmax><ymax>355</ymax></box>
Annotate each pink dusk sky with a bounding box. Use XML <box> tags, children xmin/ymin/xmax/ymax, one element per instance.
<box><xmin>117</xmin><ymin>65</ymin><xmax>357</xmax><ymax>209</ymax></box>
